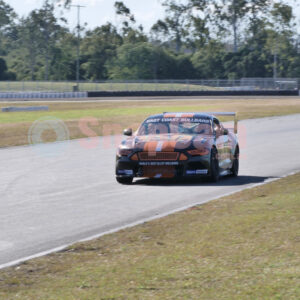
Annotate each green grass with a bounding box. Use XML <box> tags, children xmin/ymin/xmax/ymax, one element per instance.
<box><xmin>0</xmin><ymin>81</ymin><xmax>218</xmax><ymax>92</ymax></box>
<box><xmin>0</xmin><ymin>173</ymin><xmax>299</xmax><ymax>299</ymax></box>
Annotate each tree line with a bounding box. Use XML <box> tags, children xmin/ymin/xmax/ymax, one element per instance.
<box><xmin>0</xmin><ymin>0</ymin><xmax>299</xmax><ymax>81</ymax></box>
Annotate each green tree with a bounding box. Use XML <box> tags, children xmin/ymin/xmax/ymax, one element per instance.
<box><xmin>114</xmin><ymin>1</ymin><xmax>135</xmax><ymax>36</ymax></box>
<box><xmin>107</xmin><ymin>42</ymin><xmax>194</xmax><ymax>80</ymax></box>
<box><xmin>16</xmin><ymin>17</ymin><xmax>42</xmax><ymax>80</ymax></box>
<box><xmin>187</xmin><ymin>0</ymin><xmax>210</xmax><ymax>49</ymax></box>
<box><xmin>30</xmin><ymin>1</ymin><xmax>67</xmax><ymax>80</ymax></box>
<box><xmin>267</xmin><ymin>2</ymin><xmax>294</xmax><ymax>78</ymax></box>
<box><xmin>0</xmin><ymin>0</ymin><xmax>16</xmax><ymax>30</ymax></box>
<box><xmin>191</xmin><ymin>41</ymin><xmax>226</xmax><ymax>78</ymax></box>
<box><xmin>246</xmin><ymin>0</ymin><xmax>270</xmax><ymax>36</ymax></box>
<box><xmin>211</xmin><ymin>0</ymin><xmax>249</xmax><ymax>52</ymax></box>
<box><xmin>173</xmin><ymin>54</ymin><xmax>196</xmax><ymax>79</ymax></box>
<box><xmin>81</xmin><ymin>23</ymin><xmax>122</xmax><ymax>80</ymax></box>
<box><xmin>0</xmin><ymin>0</ymin><xmax>17</xmax><ymax>57</ymax></box>
<box><xmin>8</xmin><ymin>0</ymin><xmax>70</xmax><ymax>80</ymax></box>
<box><xmin>0</xmin><ymin>56</ymin><xmax>15</xmax><ymax>80</ymax></box>
<box><xmin>114</xmin><ymin>1</ymin><xmax>147</xmax><ymax>44</ymax></box>
<box><xmin>50</xmin><ymin>32</ymin><xmax>77</xmax><ymax>80</ymax></box>
<box><xmin>151</xmin><ymin>0</ymin><xmax>191</xmax><ymax>53</ymax></box>
<box><xmin>107</xmin><ymin>43</ymin><xmax>158</xmax><ymax>79</ymax></box>
<box><xmin>1</xmin><ymin>0</ymin><xmax>299</xmax><ymax>81</ymax></box>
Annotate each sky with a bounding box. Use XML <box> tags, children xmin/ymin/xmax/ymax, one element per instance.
<box><xmin>7</xmin><ymin>0</ymin><xmax>166</xmax><ymax>32</ymax></box>
<box><xmin>6</xmin><ymin>0</ymin><xmax>300</xmax><ymax>33</ymax></box>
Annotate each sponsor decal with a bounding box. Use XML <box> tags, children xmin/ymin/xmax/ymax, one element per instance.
<box><xmin>186</xmin><ymin>169</ymin><xmax>208</xmax><ymax>175</ymax></box>
<box><xmin>196</xmin><ymin>169</ymin><xmax>208</xmax><ymax>174</ymax></box>
<box><xmin>146</xmin><ymin>117</ymin><xmax>211</xmax><ymax>124</ymax></box>
<box><xmin>118</xmin><ymin>170</ymin><xmax>133</xmax><ymax>175</ymax></box>
<box><xmin>186</xmin><ymin>170</ymin><xmax>196</xmax><ymax>175</ymax></box>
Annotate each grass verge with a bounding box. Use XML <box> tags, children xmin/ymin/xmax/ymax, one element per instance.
<box><xmin>0</xmin><ymin>173</ymin><xmax>299</xmax><ymax>299</ymax></box>
<box><xmin>0</xmin><ymin>97</ymin><xmax>300</xmax><ymax>148</ymax></box>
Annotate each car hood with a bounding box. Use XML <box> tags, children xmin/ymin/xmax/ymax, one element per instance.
<box><xmin>122</xmin><ymin>134</ymin><xmax>212</xmax><ymax>152</ymax></box>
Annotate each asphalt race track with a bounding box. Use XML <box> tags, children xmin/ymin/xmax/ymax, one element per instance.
<box><xmin>1</xmin><ymin>114</ymin><xmax>300</xmax><ymax>268</ymax></box>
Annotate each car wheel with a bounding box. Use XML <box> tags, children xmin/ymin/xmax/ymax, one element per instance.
<box><xmin>230</xmin><ymin>148</ymin><xmax>239</xmax><ymax>177</ymax></box>
<box><xmin>116</xmin><ymin>177</ymin><xmax>133</xmax><ymax>185</ymax></box>
<box><xmin>209</xmin><ymin>148</ymin><xmax>220</xmax><ymax>182</ymax></box>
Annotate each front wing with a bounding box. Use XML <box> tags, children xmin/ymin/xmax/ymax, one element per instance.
<box><xmin>116</xmin><ymin>154</ymin><xmax>211</xmax><ymax>179</ymax></box>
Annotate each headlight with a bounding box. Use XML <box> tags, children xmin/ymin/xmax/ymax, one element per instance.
<box><xmin>117</xmin><ymin>148</ymin><xmax>133</xmax><ymax>157</ymax></box>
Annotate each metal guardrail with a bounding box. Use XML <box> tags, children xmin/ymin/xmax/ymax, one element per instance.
<box><xmin>0</xmin><ymin>79</ymin><xmax>298</xmax><ymax>93</ymax></box>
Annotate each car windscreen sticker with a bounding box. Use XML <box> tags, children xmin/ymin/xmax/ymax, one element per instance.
<box><xmin>146</xmin><ymin>117</ymin><xmax>211</xmax><ymax>124</ymax></box>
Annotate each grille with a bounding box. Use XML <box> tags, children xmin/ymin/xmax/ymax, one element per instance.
<box><xmin>138</xmin><ymin>152</ymin><xmax>179</xmax><ymax>161</ymax></box>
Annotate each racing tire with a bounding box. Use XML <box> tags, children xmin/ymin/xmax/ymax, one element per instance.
<box><xmin>230</xmin><ymin>148</ymin><xmax>239</xmax><ymax>177</ymax></box>
<box><xmin>209</xmin><ymin>148</ymin><xmax>220</xmax><ymax>182</ymax></box>
<box><xmin>116</xmin><ymin>177</ymin><xmax>133</xmax><ymax>185</ymax></box>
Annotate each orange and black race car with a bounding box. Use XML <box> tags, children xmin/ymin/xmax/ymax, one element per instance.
<box><xmin>116</xmin><ymin>112</ymin><xmax>239</xmax><ymax>184</ymax></box>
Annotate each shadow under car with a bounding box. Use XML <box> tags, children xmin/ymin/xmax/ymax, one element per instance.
<box><xmin>133</xmin><ymin>175</ymin><xmax>275</xmax><ymax>187</ymax></box>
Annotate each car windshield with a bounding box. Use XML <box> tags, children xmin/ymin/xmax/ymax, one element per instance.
<box><xmin>138</xmin><ymin>117</ymin><xmax>212</xmax><ymax>135</ymax></box>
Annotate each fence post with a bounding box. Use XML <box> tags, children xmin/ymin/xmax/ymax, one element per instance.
<box><xmin>186</xmin><ymin>79</ymin><xmax>190</xmax><ymax>92</ymax></box>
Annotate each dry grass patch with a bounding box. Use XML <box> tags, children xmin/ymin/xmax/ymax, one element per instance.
<box><xmin>0</xmin><ymin>96</ymin><xmax>300</xmax><ymax>148</ymax></box>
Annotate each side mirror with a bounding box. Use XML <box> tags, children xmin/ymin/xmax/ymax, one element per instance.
<box><xmin>123</xmin><ymin>128</ymin><xmax>133</xmax><ymax>136</ymax></box>
<box><xmin>223</xmin><ymin>128</ymin><xmax>229</xmax><ymax>135</ymax></box>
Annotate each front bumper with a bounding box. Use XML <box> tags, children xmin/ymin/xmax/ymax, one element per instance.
<box><xmin>116</xmin><ymin>154</ymin><xmax>210</xmax><ymax>178</ymax></box>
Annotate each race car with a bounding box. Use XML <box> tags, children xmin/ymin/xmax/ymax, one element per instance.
<box><xmin>116</xmin><ymin>112</ymin><xmax>239</xmax><ymax>184</ymax></box>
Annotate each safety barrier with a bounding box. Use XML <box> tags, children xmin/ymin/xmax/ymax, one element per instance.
<box><xmin>87</xmin><ymin>90</ymin><xmax>299</xmax><ymax>97</ymax></box>
<box><xmin>0</xmin><ymin>92</ymin><xmax>87</xmax><ymax>99</ymax></box>
<box><xmin>2</xmin><ymin>106</ymin><xmax>49</xmax><ymax>112</ymax></box>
